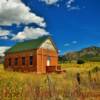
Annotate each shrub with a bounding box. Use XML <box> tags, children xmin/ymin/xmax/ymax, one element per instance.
<box><xmin>91</xmin><ymin>66</ymin><xmax>100</xmax><ymax>73</ymax></box>
<box><xmin>77</xmin><ymin>59</ymin><xmax>85</xmax><ymax>64</ymax></box>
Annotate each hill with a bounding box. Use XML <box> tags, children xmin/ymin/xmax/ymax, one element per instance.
<box><xmin>62</xmin><ymin>46</ymin><xmax>100</xmax><ymax>62</ymax></box>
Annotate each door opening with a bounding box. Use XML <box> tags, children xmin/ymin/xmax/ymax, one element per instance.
<box><xmin>47</xmin><ymin>56</ymin><xmax>51</xmax><ymax>66</ymax></box>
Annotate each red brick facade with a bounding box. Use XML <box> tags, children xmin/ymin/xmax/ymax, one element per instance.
<box><xmin>4</xmin><ymin>48</ymin><xmax>58</xmax><ymax>73</ymax></box>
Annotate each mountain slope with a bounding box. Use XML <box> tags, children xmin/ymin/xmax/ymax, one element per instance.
<box><xmin>64</xmin><ymin>46</ymin><xmax>100</xmax><ymax>62</ymax></box>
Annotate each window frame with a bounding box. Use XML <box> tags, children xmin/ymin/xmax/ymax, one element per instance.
<box><xmin>22</xmin><ymin>57</ymin><xmax>25</xmax><ymax>65</ymax></box>
<box><xmin>14</xmin><ymin>58</ymin><xmax>18</xmax><ymax>66</ymax></box>
<box><xmin>29</xmin><ymin>56</ymin><xmax>33</xmax><ymax>65</ymax></box>
<box><xmin>8</xmin><ymin>58</ymin><xmax>11</xmax><ymax>66</ymax></box>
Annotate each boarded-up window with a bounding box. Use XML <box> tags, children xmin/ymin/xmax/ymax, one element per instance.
<box><xmin>30</xmin><ymin>56</ymin><xmax>33</xmax><ymax>65</ymax></box>
<box><xmin>8</xmin><ymin>58</ymin><xmax>11</xmax><ymax>66</ymax></box>
<box><xmin>15</xmin><ymin>58</ymin><xmax>18</xmax><ymax>65</ymax></box>
<box><xmin>22</xmin><ymin>57</ymin><xmax>25</xmax><ymax>65</ymax></box>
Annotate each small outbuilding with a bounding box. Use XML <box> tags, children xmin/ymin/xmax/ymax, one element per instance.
<box><xmin>4</xmin><ymin>36</ymin><xmax>58</xmax><ymax>73</ymax></box>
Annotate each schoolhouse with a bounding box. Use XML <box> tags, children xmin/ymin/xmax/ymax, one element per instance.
<box><xmin>4</xmin><ymin>36</ymin><xmax>58</xmax><ymax>73</ymax></box>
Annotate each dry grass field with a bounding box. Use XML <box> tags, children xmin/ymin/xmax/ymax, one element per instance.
<box><xmin>0</xmin><ymin>62</ymin><xmax>100</xmax><ymax>100</ymax></box>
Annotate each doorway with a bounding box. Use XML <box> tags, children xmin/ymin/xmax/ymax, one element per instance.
<box><xmin>47</xmin><ymin>56</ymin><xmax>51</xmax><ymax>66</ymax></box>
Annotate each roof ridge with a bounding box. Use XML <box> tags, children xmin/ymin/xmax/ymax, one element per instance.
<box><xmin>17</xmin><ymin>35</ymin><xmax>50</xmax><ymax>44</ymax></box>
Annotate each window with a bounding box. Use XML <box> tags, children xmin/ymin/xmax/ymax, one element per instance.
<box><xmin>30</xmin><ymin>56</ymin><xmax>33</xmax><ymax>65</ymax></box>
<box><xmin>22</xmin><ymin>57</ymin><xmax>25</xmax><ymax>65</ymax></box>
<box><xmin>15</xmin><ymin>58</ymin><xmax>18</xmax><ymax>65</ymax></box>
<box><xmin>8</xmin><ymin>58</ymin><xmax>11</xmax><ymax>66</ymax></box>
<box><xmin>48</xmin><ymin>56</ymin><xmax>51</xmax><ymax>61</ymax></box>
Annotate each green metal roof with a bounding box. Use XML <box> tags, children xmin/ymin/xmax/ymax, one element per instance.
<box><xmin>6</xmin><ymin>36</ymin><xmax>50</xmax><ymax>53</ymax></box>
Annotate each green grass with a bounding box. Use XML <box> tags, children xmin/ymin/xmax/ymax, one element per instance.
<box><xmin>0</xmin><ymin>62</ymin><xmax>100</xmax><ymax>100</ymax></box>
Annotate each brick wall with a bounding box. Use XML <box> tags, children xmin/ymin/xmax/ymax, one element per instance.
<box><xmin>36</xmin><ymin>48</ymin><xmax>58</xmax><ymax>73</ymax></box>
<box><xmin>4</xmin><ymin>48</ymin><xmax>58</xmax><ymax>73</ymax></box>
<box><xmin>4</xmin><ymin>50</ymin><xmax>37</xmax><ymax>72</ymax></box>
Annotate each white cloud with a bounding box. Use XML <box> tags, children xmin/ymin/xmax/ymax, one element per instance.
<box><xmin>12</xmin><ymin>27</ymin><xmax>49</xmax><ymax>41</ymax></box>
<box><xmin>64</xmin><ymin>43</ymin><xmax>70</xmax><ymax>47</ymax></box>
<box><xmin>0</xmin><ymin>28</ymin><xmax>10</xmax><ymax>40</ymax></box>
<box><xmin>64</xmin><ymin>40</ymin><xmax>78</xmax><ymax>47</ymax></box>
<box><xmin>0</xmin><ymin>36</ymin><xmax>9</xmax><ymax>40</ymax></box>
<box><xmin>67</xmin><ymin>0</ymin><xmax>74</xmax><ymax>6</ymax></box>
<box><xmin>66</xmin><ymin>0</ymin><xmax>80</xmax><ymax>10</ymax></box>
<box><xmin>0</xmin><ymin>0</ymin><xmax>46</xmax><ymax>27</ymax></box>
<box><xmin>0</xmin><ymin>46</ymin><xmax>11</xmax><ymax>56</ymax></box>
<box><xmin>68</xmin><ymin>6</ymin><xmax>80</xmax><ymax>10</ymax></box>
<box><xmin>0</xmin><ymin>28</ymin><xmax>10</xmax><ymax>36</ymax></box>
<box><xmin>72</xmin><ymin>40</ymin><xmax>78</xmax><ymax>44</ymax></box>
<box><xmin>0</xmin><ymin>28</ymin><xmax>15</xmax><ymax>40</ymax></box>
<box><xmin>40</xmin><ymin>0</ymin><xmax>81</xmax><ymax>10</ymax></box>
<box><xmin>40</xmin><ymin>0</ymin><xmax>59</xmax><ymax>5</ymax></box>
<box><xmin>58</xmin><ymin>50</ymin><xmax>61</xmax><ymax>53</ymax></box>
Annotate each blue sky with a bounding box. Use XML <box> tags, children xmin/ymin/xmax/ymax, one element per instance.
<box><xmin>0</xmin><ymin>0</ymin><xmax>100</xmax><ymax>55</ymax></box>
